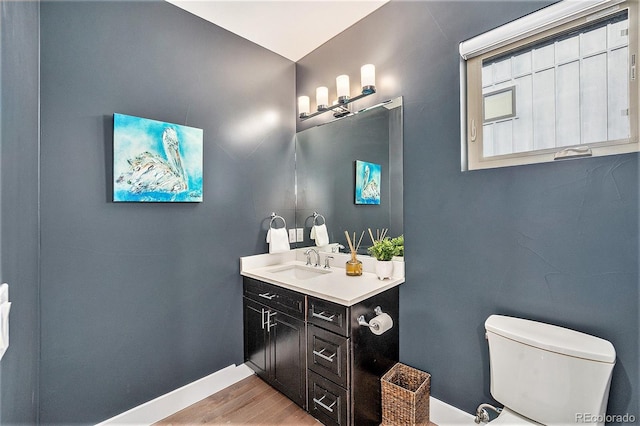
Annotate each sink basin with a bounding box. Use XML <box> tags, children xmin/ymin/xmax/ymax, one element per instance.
<box><xmin>269</xmin><ymin>264</ymin><xmax>330</xmax><ymax>280</ymax></box>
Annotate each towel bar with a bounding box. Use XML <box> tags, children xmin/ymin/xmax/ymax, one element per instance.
<box><xmin>312</xmin><ymin>212</ymin><xmax>326</xmax><ymax>226</ymax></box>
<box><xmin>269</xmin><ymin>212</ymin><xmax>286</xmax><ymax>229</ymax></box>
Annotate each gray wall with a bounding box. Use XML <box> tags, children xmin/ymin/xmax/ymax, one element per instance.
<box><xmin>39</xmin><ymin>1</ymin><xmax>294</xmax><ymax>423</ymax></box>
<box><xmin>3</xmin><ymin>0</ymin><xmax>638</xmax><ymax>423</ymax></box>
<box><xmin>0</xmin><ymin>0</ymin><xmax>41</xmax><ymax>424</ymax></box>
<box><xmin>297</xmin><ymin>0</ymin><xmax>639</xmax><ymax>419</ymax></box>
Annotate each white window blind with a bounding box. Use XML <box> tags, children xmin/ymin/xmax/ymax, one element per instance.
<box><xmin>459</xmin><ymin>0</ymin><xmax>627</xmax><ymax>60</ymax></box>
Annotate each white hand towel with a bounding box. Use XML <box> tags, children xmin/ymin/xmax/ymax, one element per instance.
<box><xmin>0</xmin><ymin>301</ymin><xmax>10</xmax><ymax>361</ymax></box>
<box><xmin>0</xmin><ymin>284</ymin><xmax>7</xmax><ymax>305</ymax></box>
<box><xmin>311</xmin><ymin>224</ymin><xmax>329</xmax><ymax>247</ymax></box>
<box><xmin>266</xmin><ymin>228</ymin><xmax>290</xmax><ymax>254</ymax></box>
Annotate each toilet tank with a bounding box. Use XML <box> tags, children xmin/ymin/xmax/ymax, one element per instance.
<box><xmin>485</xmin><ymin>315</ymin><xmax>616</xmax><ymax>426</ymax></box>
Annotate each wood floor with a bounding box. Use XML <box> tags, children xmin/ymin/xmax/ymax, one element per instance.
<box><xmin>155</xmin><ymin>375</ymin><xmax>320</xmax><ymax>425</ymax></box>
<box><xmin>155</xmin><ymin>374</ymin><xmax>438</xmax><ymax>425</ymax></box>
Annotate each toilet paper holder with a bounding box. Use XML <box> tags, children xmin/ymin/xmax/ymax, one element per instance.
<box><xmin>357</xmin><ymin>306</ymin><xmax>385</xmax><ymax>330</ymax></box>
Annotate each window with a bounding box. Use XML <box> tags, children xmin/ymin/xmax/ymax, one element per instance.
<box><xmin>460</xmin><ymin>0</ymin><xmax>638</xmax><ymax>170</ymax></box>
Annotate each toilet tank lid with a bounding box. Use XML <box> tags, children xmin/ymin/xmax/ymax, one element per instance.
<box><xmin>485</xmin><ymin>315</ymin><xmax>616</xmax><ymax>363</ymax></box>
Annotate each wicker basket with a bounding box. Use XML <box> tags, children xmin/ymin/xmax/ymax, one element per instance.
<box><xmin>381</xmin><ymin>362</ymin><xmax>430</xmax><ymax>425</ymax></box>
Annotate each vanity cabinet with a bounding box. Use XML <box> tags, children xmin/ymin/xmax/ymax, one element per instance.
<box><xmin>243</xmin><ymin>276</ymin><xmax>399</xmax><ymax>426</ymax></box>
<box><xmin>243</xmin><ymin>278</ymin><xmax>307</xmax><ymax>409</ymax></box>
<box><xmin>307</xmin><ymin>289</ymin><xmax>399</xmax><ymax>426</ymax></box>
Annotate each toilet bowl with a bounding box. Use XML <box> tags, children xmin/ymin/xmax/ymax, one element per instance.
<box><xmin>482</xmin><ymin>315</ymin><xmax>616</xmax><ymax>426</ymax></box>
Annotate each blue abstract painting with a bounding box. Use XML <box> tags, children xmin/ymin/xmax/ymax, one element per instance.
<box><xmin>113</xmin><ymin>113</ymin><xmax>203</xmax><ymax>202</ymax></box>
<box><xmin>355</xmin><ymin>160</ymin><xmax>381</xmax><ymax>205</ymax></box>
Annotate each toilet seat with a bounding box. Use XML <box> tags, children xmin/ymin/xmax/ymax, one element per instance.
<box><xmin>491</xmin><ymin>408</ymin><xmax>542</xmax><ymax>425</ymax></box>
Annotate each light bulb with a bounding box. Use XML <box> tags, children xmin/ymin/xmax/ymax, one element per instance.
<box><xmin>316</xmin><ymin>86</ymin><xmax>329</xmax><ymax>111</ymax></box>
<box><xmin>298</xmin><ymin>96</ymin><xmax>310</xmax><ymax>117</ymax></box>
<box><xmin>336</xmin><ymin>75</ymin><xmax>350</xmax><ymax>103</ymax></box>
<box><xmin>361</xmin><ymin>64</ymin><xmax>376</xmax><ymax>94</ymax></box>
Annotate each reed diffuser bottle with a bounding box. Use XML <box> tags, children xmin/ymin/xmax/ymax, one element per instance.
<box><xmin>344</xmin><ymin>231</ymin><xmax>364</xmax><ymax>276</ymax></box>
<box><xmin>345</xmin><ymin>251</ymin><xmax>363</xmax><ymax>276</ymax></box>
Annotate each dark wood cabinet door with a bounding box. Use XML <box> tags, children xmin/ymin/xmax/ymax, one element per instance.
<box><xmin>243</xmin><ymin>298</ymin><xmax>268</xmax><ymax>379</ymax></box>
<box><xmin>308</xmin><ymin>324</ymin><xmax>350</xmax><ymax>389</ymax></box>
<box><xmin>270</xmin><ymin>311</ymin><xmax>307</xmax><ymax>409</ymax></box>
<box><xmin>308</xmin><ymin>370</ymin><xmax>349</xmax><ymax>426</ymax></box>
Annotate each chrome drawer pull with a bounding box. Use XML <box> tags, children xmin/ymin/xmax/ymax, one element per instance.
<box><xmin>312</xmin><ymin>348</ymin><xmax>336</xmax><ymax>362</ymax></box>
<box><xmin>312</xmin><ymin>311</ymin><xmax>336</xmax><ymax>322</ymax></box>
<box><xmin>313</xmin><ymin>395</ymin><xmax>336</xmax><ymax>413</ymax></box>
<box><xmin>262</xmin><ymin>309</ymin><xmax>277</xmax><ymax>331</ymax></box>
<box><xmin>259</xmin><ymin>292</ymin><xmax>276</xmax><ymax>300</ymax></box>
<box><xmin>267</xmin><ymin>311</ymin><xmax>277</xmax><ymax>332</ymax></box>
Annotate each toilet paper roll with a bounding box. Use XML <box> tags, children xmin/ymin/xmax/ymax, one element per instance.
<box><xmin>370</xmin><ymin>313</ymin><xmax>393</xmax><ymax>335</ymax></box>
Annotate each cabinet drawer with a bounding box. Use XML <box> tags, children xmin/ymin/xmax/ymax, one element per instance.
<box><xmin>243</xmin><ymin>277</ymin><xmax>305</xmax><ymax>319</ymax></box>
<box><xmin>308</xmin><ymin>297</ymin><xmax>349</xmax><ymax>337</ymax></box>
<box><xmin>308</xmin><ymin>370</ymin><xmax>349</xmax><ymax>426</ymax></box>
<box><xmin>308</xmin><ymin>324</ymin><xmax>350</xmax><ymax>389</ymax></box>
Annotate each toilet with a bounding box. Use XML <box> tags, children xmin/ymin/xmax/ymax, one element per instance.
<box><xmin>483</xmin><ymin>314</ymin><xmax>616</xmax><ymax>426</ymax></box>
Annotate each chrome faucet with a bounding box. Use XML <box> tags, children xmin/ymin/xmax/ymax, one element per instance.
<box><xmin>304</xmin><ymin>248</ymin><xmax>320</xmax><ymax>267</ymax></box>
<box><xmin>331</xmin><ymin>244</ymin><xmax>345</xmax><ymax>253</ymax></box>
<box><xmin>324</xmin><ymin>255</ymin><xmax>333</xmax><ymax>269</ymax></box>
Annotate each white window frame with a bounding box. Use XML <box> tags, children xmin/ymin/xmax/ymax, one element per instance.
<box><xmin>459</xmin><ymin>0</ymin><xmax>639</xmax><ymax>171</ymax></box>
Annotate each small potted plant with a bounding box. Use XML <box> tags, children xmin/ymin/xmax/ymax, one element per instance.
<box><xmin>367</xmin><ymin>237</ymin><xmax>397</xmax><ymax>280</ymax></box>
<box><xmin>390</xmin><ymin>235</ymin><xmax>404</xmax><ymax>258</ymax></box>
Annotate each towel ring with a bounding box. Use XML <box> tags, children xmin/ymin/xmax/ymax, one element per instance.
<box><xmin>269</xmin><ymin>212</ymin><xmax>287</xmax><ymax>230</ymax></box>
<box><xmin>313</xmin><ymin>212</ymin><xmax>326</xmax><ymax>226</ymax></box>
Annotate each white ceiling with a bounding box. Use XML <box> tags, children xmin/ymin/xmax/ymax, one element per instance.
<box><xmin>166</xmin><ymin>0</ymin><xmax>389</xmax><ymax>61</ymax></box>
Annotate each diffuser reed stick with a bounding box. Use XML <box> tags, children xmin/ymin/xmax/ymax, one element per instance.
<box><xmin>355</xmin><ymin>231</ymin><xmax>365</xmax><ymax>252</ymax></box>
<box><xmin>344</xmin><ymin>230</ymin><xmax>355</xmax><ymax>253</ymax></box>
<box><xmin>369</xmin><ymin>228</ymin><xmax>389</xmax><ymax>244</ymax></box>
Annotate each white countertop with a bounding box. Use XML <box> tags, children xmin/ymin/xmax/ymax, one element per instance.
<box><xmin>240</xmin><ymin>249</ymin><xmax>404</xmax><ymax>306</ymax></box>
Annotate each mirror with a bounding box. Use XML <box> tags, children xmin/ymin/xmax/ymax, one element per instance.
<box><xmin>295</xmin><ymin>97</ymin><xmax>403</xmax><ymax>254</ymax></box>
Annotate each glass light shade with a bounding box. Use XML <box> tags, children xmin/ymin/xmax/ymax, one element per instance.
<box><xmin>361</xmin><ymin>64</ymin><xmax>376</xmax><ymax>91</ymax></box>
<box><xmin>316</xmin><ymin>86</ymin><xmax>329</xmax><ymax>110</ymax></box>
<box><xmin>336</xmin><ymin>74</ymin><xmax>350</xmax><ymax>102</ymax></box>
<box><xmin>298</xmin><ymin>96</ymin><xmax>310</xmax><ymax>116</ymax></box>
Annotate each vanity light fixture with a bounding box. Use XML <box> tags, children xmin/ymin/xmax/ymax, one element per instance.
<box><xmin>298</xmin><ymin>64</ymin><xmax>376</xmax><ymax>120</ymax></box>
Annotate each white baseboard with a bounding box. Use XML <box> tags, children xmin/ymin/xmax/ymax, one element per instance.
<box><xmin>95</xmin><ymin>362</ymin><xmax>473</xmax><ymax>426</ymax></box>
<box><xmin>430</xmin><ymin>396</ymin><xmax>477</xmax><ymax>425</ymax></box>
<box><xmin>95</xmin><ymin>364</ymin><xmax>254</xmax><ymax>426</ymax></box>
